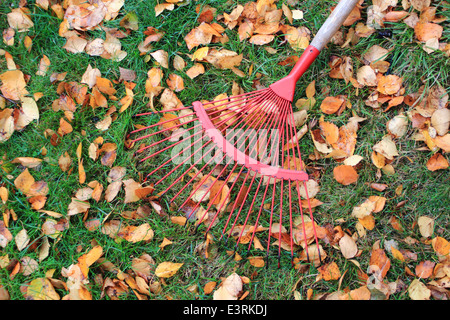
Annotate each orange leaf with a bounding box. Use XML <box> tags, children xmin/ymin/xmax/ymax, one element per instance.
<box><xmin>377</xmin><ymin>75</ymin><xmax>402</xmax><ymax>95</ymax></box>
<box><xmin>415</xmin><ymin>260</ymin><xmax>435</xmax><ymax>279</ymax></box>
<box><xmin>432</xmin><ymin>237</ymin><xmax>450</xmax><ymax>256</ymax></box>
<box><xmin>320</xmin><ymin>96</ymin><xmax>345</xmax><ymax>115</ymax></box>
<box><xmin>369</xmin><ymin>248</ymin><xmax>391</xmax><ymax>279</ymax></box>
<box><xmin>333</xmin><ymin>165</ymin><xmax>358</xmax><ymax>185</ymax></box>
<box><xmin>166</xmin><ymin>74</ymin><xmax>185</xmax><ymax>92</ymax></box>
<box><xmin>414</xmin><ymin>22</ymin><xmax>443</xmax><ymax>42</ymax></box>
<box><xmin>426</xmin><ymin>153</ymin><xmax>449</xmax><ymax>171</ymax></box>
<box><xmin>318</xmin><ymin>262</ymin><xmax>341</xmax><ymax>281</ymax></box>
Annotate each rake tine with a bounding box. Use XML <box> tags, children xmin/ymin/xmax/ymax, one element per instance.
<box><xmin>173</xmin><ymin>90</ymin><xmax>279</xmax><ymax>211</ymax></box>
<box><xmin>145</xmin><ymin>91</ymin><xmax>273</xmax><ymax>188</ymax></box>
<box><xmin>285</xmin><ymin>103</ymin><xmax>322</xmax><ymax>265</ymax></box>
<box><xmin>195</xmin><ymin>95</ymin><xmax>286</xmax><ymax>230</ymax></box>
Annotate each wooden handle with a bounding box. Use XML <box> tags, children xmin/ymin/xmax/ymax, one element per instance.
<box><xmin>310</xmin><ymin>0</ymin><xmax>360</xmax><ymax>51</ymax></box>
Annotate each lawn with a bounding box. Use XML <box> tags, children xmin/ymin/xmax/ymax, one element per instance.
<box><xmin>0</xmin><ymin>0</ymin><xmax>449</xmax><ymax>301</ymax></box>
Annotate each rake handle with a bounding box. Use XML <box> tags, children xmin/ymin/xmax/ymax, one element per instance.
<box><xmin>310</xmin><ymin>0</ymin><xmax>360</xmax><ymax>51</ymax></box>
<box><xmin>288</xmin><ymin>0</ymin><xmax>359</xmax><ymax>82</ymax></box>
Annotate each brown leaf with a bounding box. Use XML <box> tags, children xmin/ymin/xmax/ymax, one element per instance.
<box><xmin>318</xmin><ymin>262</ymin><xmax>341</xmax><ymax>281</ymax></box>
<box><xmin>36</xmin><ymin>55</ymin><xmax>50</xmax><ymax>76</ymax></box>
<box><xmin>150</xmin><ymin>50</ymin><xmax>169</xmax><ymax>68</ymax></box>
<box><xmin>67</xmin><ymin>198</ymin><xmax>90</xmax><ymax>216</ymax></box>
<box><xmin>58</xmin><ymin>152</ymin><xmax>72</xmax><ymax>172</ymax></box>
<box><xmin>14</xmin><ymin>168</ymin><xmax>35</xmax><ymax>195</ymax></box>
<box><xmin>377</xmin><ymin>75</ymin><xmax>402</xmax><ymax>95</ymax></box>
<box><xmin>213</xmin><ymin>273</ymin><xmax>243</xmax><ymax>300</ymax></box>
<box><xmin>339</xmin><ymin>233</ymin><xmax>358</xmax><ymax>259</ymax></box>
<box><xmin>431</xmin><ymin>237</ymin><xmax>450</xmax><ymax>256</ymax></box>
<box><xmin>118</xmin><ymin>223</ymin><xmax>154</xmax><ymax>243</ymax></box>
<box><xmin>249</xmin><ymin>34</ymin><xmax>274</xmax><ymax>45</ymax></box>
<box><xmin>186</xmin><ymin>63</ymin><xmax>205</xmax><ymax>79</ymax></box>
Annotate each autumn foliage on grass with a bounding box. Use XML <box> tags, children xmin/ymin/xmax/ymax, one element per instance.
<box><xmin>0</xmin><ymin>0</ymin><xmax>449</xmax><ymax>301</ymax></box>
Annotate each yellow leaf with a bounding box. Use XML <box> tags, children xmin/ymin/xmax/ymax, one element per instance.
<box><xmin>192</xmin><ymin>47</ymin><xmax>209</xmax><ymax>61</ymax></box>
<box><xmin>391</xmin><ymin>247</ymin><xmax>405</xmax><ymax>262</ymax></box>
<box><xmin>155</xmin><ymin>261</ymin><xmax>183</xmax><ymax>278</ymax></box>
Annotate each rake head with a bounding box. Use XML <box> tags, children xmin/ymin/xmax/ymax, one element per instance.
<box><xmin>128</xmin><ymin>85</ymin><xmax>324</xmax><ymax>267</ymax></box>
<box><xmin>126</xmin><ymin>0</ymin><xmax>364</xmax><ymax>267</ymax></box>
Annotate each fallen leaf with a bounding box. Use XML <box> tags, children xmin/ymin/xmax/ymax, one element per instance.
<box><xmin>27</xmin><ymin>278</ymin><xmax>60</xmax><ymax>300</ymax></box>
<box><xmin>36</xmin><ymin>55</ymin><xmax>50</xmax><ymax>76</ymax></box>
<box><xmin>373</xmin><ymin>135</ymin><xmax>399</xmax><ymax>160</ymax></box>
<box><xmin>150</xmin><ymin>50</ymin><xmax>169</xmax><ymax>68</ymax></box>
<box><xmin>155</xmin><ymin>261</ymin><xmax>183</xmax><ymax>278</ymax></box>
<box><xmin>414</xmin><ymin>22</ymin><xmax>443</xmax><ymax>42</ymax></box>
<box><xmin>320</xmin><ymin>96</ymin><xmax>345</xmax><ymax>114</ymax></box>
<box><xmin>213</xmin><ymin>273</ymin><xmax>243</xmax><ymax>300</ymax></box>
<box><xmin>432</xmin><ymin>237</ymin><xmax>450</xmax><ymax>256</ymax></box>
<box><xmin>415</xmin><ymin>261</ymin><xmax>435</xmax><ymax>279</ymax></box>
<box><xmin>377</xmin><ymin>75</ymin><xmax>402</xmax><ymax>95</ymax></box>
<box><xmin>333</xmin><ymin>165</ymin><xmax>358</xmax><ymax>185</ymax></box>
<box><xmin>318</xmin><ymin>262</ymin><xmax>341</xmax><ymax>281</ymax></box>
<box><xmin>15</xmin><ymin>228</ymin><xmax>30</xmax><ymax>251</ymax></box>
<box><xmin>426</xmin><ymin>153</ymin><xmax>448</xmax><ymax>171</ymax></box>
<box><xmin>339</xmin><ymin>233</ymin><xmax>358</xmax><ymax>259</ymax></box>
<box><xmin>418</xmin><ymin>216</ymin><xmax>434</xmax><ymax>238</ymax></box>
<box><xmin>0</xmin><ymin>70</ymin><xmax>29</xmax><ymax>101</ymax></box>
<box><xmin>119</xmin><ymin>223</ymin><xmax>154</xmax><ymax>243</ymax></box>
<box><xmin>408</xmin><ymin>279</ymin><xmax>431</xmax><ymax>300</ymax></box>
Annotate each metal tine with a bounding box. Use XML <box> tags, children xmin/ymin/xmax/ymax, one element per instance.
<box><xmin>190</xmin><ymin>92</ymin><xmax>287</xmax><ymax>230</ymax></box>
<box><xmin>274</xmin><ymin>96</ymin><xmax>291</xmax><ymax>268</ymax></box>
<box><xmin>134</xmin><ymin>91</ymin><xmax>266</xmax><ymax>156</ymax></box>
<box><xmin>139</xmin><ymin>90</ymin><xmax>272</xmax><ymax>181</ymax></box>
<box><xmin>163</xmin><ymin>90</ymin><xmax>276</xmax><ymax>204</ymax></box>
<box><xmin>171</xmin><ymin>90</ymin><xmax>280</xmax><ymax>210</ymax></box>
<box><xmin>130</xmin><ymin>89</ymin><xmax>265</xmax><ymax>132</ymax></box>
<box><xmin>178</xmin><ymin>92</ymin><xmax>281</xmax><ymax>231</ymax></box>
<box><xmin>175</xmin><ymin>101</ymin><xmax>280</xmax><ymax>226</ymax></box>
<box><xmin>204</xmin><ymin>95</ymin><xmax>288</xmax><ymax>238</ymax></box>
<box><xmin>226</xmin><ymin>98</ymin><xmax>291</xmax><ymax>253</ymax></box>
<box><xmin>220</xmin><ymin>97</ymin><xmax>290</xmax><ymax>259</ymax></box>
<box><xmin>285</xmin><ymin>103</ymin><xmax>322</xmax><ymax>265</ymax></box>
<box><xmin>282</xmin><ymin>100</ymin><xmax>302</xmax><ymax>265</ymax></box>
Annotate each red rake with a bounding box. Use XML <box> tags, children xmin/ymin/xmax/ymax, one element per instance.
<box><xmin>128</xmin><ymin>0</ymin><xmax>359</xmax><ymax>266</ymax></box>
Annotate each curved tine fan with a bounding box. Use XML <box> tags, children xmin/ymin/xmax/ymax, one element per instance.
<box><xmin>128</xmin><ymin>89</ymin><xmax>322</xmax><ymax>267</ymax></box>
<box><xmin>127</xmin><ymin>0</ymin><xmax>361</xmax><ymax>266</ymax></box>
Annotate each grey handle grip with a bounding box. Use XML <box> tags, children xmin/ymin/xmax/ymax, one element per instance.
<box><xmin>310</xmin><ymin>0</ymin><xmax>360</xmax><ymax>51</ymax></box>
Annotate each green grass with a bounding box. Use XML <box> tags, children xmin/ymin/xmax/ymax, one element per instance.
<box><xmin>0</xmin><ymin>0</ymin><xmax>449</xmax><ymax>300</ymax></box>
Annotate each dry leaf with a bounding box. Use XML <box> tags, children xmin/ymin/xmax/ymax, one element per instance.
<box><xmin>15</xmin><ymin>228</ymin><xmax>29</xmax><ymax>251</ymax></box>
<box><xmin>320</xmin><ymin>96</ymin><xmax>345</xmax><ymax>114</ymax></box>
<box><xmin>333</xmin><ymin>165</ymin><xmax>358</xmax><ymax>185</ymax></box>
<box><xmin>408</xmin><ymin>279</ymin><xmax>431</xmax><ymax>300</ymax></box>
<box><xmin>426</xmin><ymin>153</ymin><xmax>448</xmax><ymax>171</ymax></box>
<box><xmin>339</xmin><ymin>233</ymin><xmax>358</xmax><ymax>259</ymax></box>
<box><xmin>432</xmin><ymin>237</ymin><xmax>450</xmax><ymax>256</ymax></box>
<box><xmin>373</xmin><ymin>135</ymin><xmax>399</xmax><ymax>160</ymax></box>
<box><xmin>418</xmin><ymin>216</ymin><xmax>434</xmax><ymax>238</ymax></box>
<box><xmin>213</xmin><ymin>273</ymin><xmax>243</xmax><ymax>300</ymax></box>
<box><xmin>150</xmin><ymin>50</ymin><xmax>169</xmax><ymax>68</ymax></box>
<box><xmin>155</xmin><ymin>261</ymin><xmax>183</xmax><ymax>278</ymax></box>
